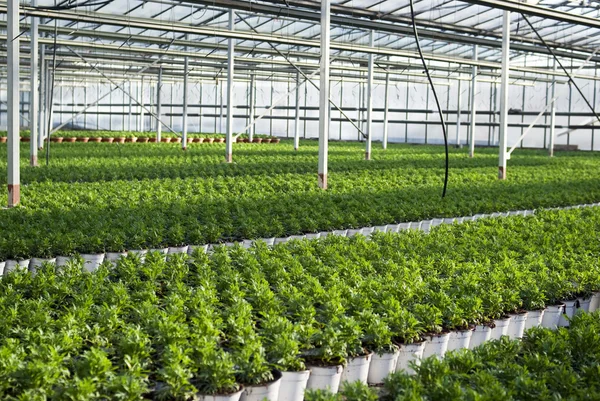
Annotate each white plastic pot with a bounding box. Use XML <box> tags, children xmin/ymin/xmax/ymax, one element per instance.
<box><xmin>0</xmin><ymin>261</ymin><xmax>4</xmax><ymax>276</ymax></box>
<box><xmin>469</xmin><ymin>325</ymin><xmax>492</xmax><ymax>349</ymax></box>
<box><xmin>446</xmin><ymin>329</ymin><xmax>473</xmax><ymax>352</ymax></box>
<box><xmin>305</xmin><ymin>233</ymin><xmax>320</xmax><ymax>240</ymax></box>
<box><xmin>333</xmin><ymin>230</ymin><xmax>348</xmax><ymax>237</ymax></box>
<box><xmin>55</xmin><ymin>256</ymin><xmax>71</xmax><ymax>268</ymax></box>
<box><xmin>318</xmin><ymin>232</ymin><xmax>330</xmax><ymax>239</ymax></box>
<box><xmin>387</xmin><ymin>224</ymin><xmax>401</xmax><ymax>233</ymax></box>
<box><xmin>346</xmin><ymin>229</ymin><xmax>361</xmax><ymax>237</ymax></box>
<box><xmin>149</xmin><ymin>248</ymin><xmax>169</xmax><ymax>261</ymax></box>
<box><xmin>340</xmin><ymin>353</ymin><xmax>372</xmax><ymax>384</ymax></box>
<box><xmin>559</xmin><ymin>300</ymin><xmax>577</xmax><ymax>327</ymax></box>
<box><xmin>289</xmin><ymin>235</ymin><xmax>305</xmax><ymax>241</ymax></box>
<box><xmin>168</xmin><ymin>245</ymin><xmax>189</xmax><ymax>255</ymax></box>
<box><xmin>306</xmin><ymin>365</ymin><xmax>344</xmax><ymax>393</ymax></box>
<box><xmin>29</xmin><ymin>257</ymin><xmax>56</xmax><ymax>272</ymax></box>
<box><xmin>4</xmin><ymin>259</ymin><xmax>31</xmax><ymax>273</ymax></box>
<box><xmin>240</xmin><ymin>371</ymin><xmax>281</xmax><ymax>401</ymax></box>
<box><xmin>577</xmin><ymin>296</ymin><xmax>592</xmax><ymax>313</ymax></box>
<box><xmin>507</xmin><ymin>313</ymin><xmax>528</xmax><ymax>339</ymax></box>
<box><xmin>194</xmin><ymin>388</ymin><xmax>244</xmax><ymax>401</ymax></box>
<box><xmin>589</xmin><ymin>292</ymin><xmax>600</xmax><ymax>313</ymax></box>
<box><xmin>129</xmin><ymin>249</ymin><xmax>148</xmax><ymax>262</ymax></box>
<box><xmin>81</xmin><ymin>253</ymin><xmax>105</xmax><ymax>272</ymax></box>
<box><xmin>373</xmin><ymin>226</ymin><xmax>387</xmax><ymax>233</ymax></box>
<box><xmin>490</xmin><ymin>318</ymin><xmax>510</xmax><ymax>340</ymax></box>
<box><xmin>367</xmin><ymin>351</ymin><xmax>399</xmax><ymax>385</ymax></box>
<box><xmin>263</xmin><ymin>238</ymin><xmax>276</xmax><ymax>246</ymax></box>
<box><xmin>361</xmin><ymin>227</ymin><xmax>375</xmax><ymax>236</ymax></box>
<box><xmin>105</xmin><ymin>252</ymin><xmax>127</xmax><ymax>267</ymax></box>
<box><xmin>422</xmin><ymin>333</ymin><xmax>450</xmax><ymax>359</ymax></box>
<box><xmin>278</xmin><ymin>370</ymin><xmax>310</xmax><ymax>401</ymax></box>
<box><xmin>395</xmin><ymin>342</ymin><xmax>425</xmax><ymax>374</ymax></box>
<box><xmin>541</xmin><ymin>304</ymin><xmax>564</xmax><ymax>329</ymax></box>
<box><xmin>274</xmin><ymin>237</ymin><xmax>289</xmax><ymax>246</ymax></box>
<box><xmin>524</xmin><ymin>310</ymin><xmax>544</xmax><ymax>331</ymax></box>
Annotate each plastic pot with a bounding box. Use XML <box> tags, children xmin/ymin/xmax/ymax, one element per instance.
<box><xmin>66</xmin><ymin>137</ymin><xmax>77</xmax><ymax>143</ymax></box>
<box><xmin>252</xmin><ymin>138</ymin><xmax>263</xmax><ymax>143</ymax></box>
<box><xmin>490</xmin><ymin>317</ymin><xmax>511</xmax><ymax>340</ymax></box>
<box><xmin>29</xmin><ymin>257</ymin><xmax>56</xmax><ymax>272</ymax></box>
<box><xmin>105</xmin><ymin>252</ymin><xmax>127</xmax><ymax>267</ymax></box>
<box><xmin>205</xmin><ymin>138</ymin><xmax>215</xmax><ymax>143</ymax></box>
<box><xmin>149</xmin><ymin>248</ymin><xmax>169</xmax><ymax>261</ymax></box>
<box><xmin>541</xmin><ymin>304</ymin><xmax>564</xmax><ymax>329</ymax></box>
<box><xmin>138</xmin><ymin>137</ymin><xmax>149</xmax><ymax>143</ymax></box>
<box><xmin>4</xmin><ymin>259</ymin><xmax>31</xmax><ymax>273</ymax></box>
<box><xmin>172</xmin><ymin>138</ymin><xmax>182</xmax><ymax>144</ymax></box>
<box><xmin>0</xmin><ymin>261</ymin><xmax>5</xmax><ymax>276</ymax></box>
<box><xmin>507</xmin><ymin>312</ymin><xmax>528</xmax><ymax>339</ymax></box>
<box><xmin>215</xmin><ymin>138</ymin><xmax>224</xmax><ymax>143</ymax></box>
<box><xmin>395</xmin><ymin>342</ymin><xmax>425</xmax><ymax>375</ymax></box>
<box><xmin>115</xmin><ymin>137</ymin><xmax>126</xmax><ymax>144</ymax></box>
<box><xmin>367</xmin><ymin>350</ymin><xmax>399</xmax><ymax>385</ymax></box>
<box><xmin>469</xmin><ymin>325</ymin><xmax>492</xmax><ymax>349</ymax></box>
<box><xmin>306</xmin><ymin>365</ymin><xmax>343</xmax><ymax>393</ymax></box>
<box><xmin>55</xmin><ymin>256</ymin><xmax>71</xmax><ymax>268</ymax></box>
<box><xmin>305</xmin><ymin>233</ymin><xmax>321</xmax><ymax>240</ymax></box>
<box><xmin>279</xmin><ymin>370</ymin><xmax>310</xmax><ymax>401</ymax></box>
<box><xmin>240</xmin><ymin>371</ymin><xmax>281</xmax><ymax>401</ymax></box>
<box><xmin>346</xmin><ymin>229</ymin><xmax>361</xmax><ymax>237</ymax></box>
<box><xmin>558</xmin><ymin>300</ymin><xmax>577</xmax><ymax>327</ymax></box>
<box><xmin>333</xmin><ymin>229</ymin><xmax>348</xmax><ymax>237</ymax></box>
<box><xmin>589</xmin><ymin>292</ymin><xmax>600</xmax><ymax>313</ymax></box>
<box><xmin>161</xmin><ymin>137</ymin><xmax>172</xmax><ymax>143</ymax></box>
<box><xmin>524</xmin><ymin>309</ymin><xmax>544</xmax><ymax>330</ymax></box>
<box><xmin>340</xmin><ymin>353</ymin><xmax>372</xmax><ymax>384</ymax></box>
<box><xmin>168</xmin><ymin>245</ymin><xmax>189</xmax><ymax>255</ymax></box>
<box><xmin>77</xmin><ymin>137</ymin><xmax>90</xmax><ymax>142</ymax></box>
<box><xmin>102</xmin><ymin>137</ymin><xmax>114</xmax><ymax>143</ymax></box>
<box><xmin>360</xmin><ymin>227</ymin><xmax>375</xmax><ymax>236</ymax></box>
<box><xmin>422</xmin><ymin>333</ymin><xmax>450</xmax><ymax>359</ymax></box>
<box><xmin>194</xmin><ymin>388</ymin><xmax>243</xmax><ymax>401</ymax></box>
<box><xmin>0</xmin><ymin>137</ymin><xmax>6</xmax><ymax>143</ymax></box>
<box><xmin>129</xmin><ymin>249</ymin><xmax>148</xmax><ymax>262</ymax></box>
<box><xmin>577</xmin><ymin>296</ymin><xmax>592</xmax><ymax>313</ymax></box>
<box><xmin>81</xmin><ymin>253</ymin><xmax>105</xmax><ymax>272</ymax></box>
<box><xmin>187</xmin><ymin>245</ymin><xmax>209</xmax><ymax>255</ymax></box>
<box><xmin>274</xmin><ymin>237</ymin><xmax>290</xmax><ymax>246</ymax></box>
<box><xmin>446</xmin><ymin>329</ymin><xmax>473</xmax><ymax>352</ymax></box>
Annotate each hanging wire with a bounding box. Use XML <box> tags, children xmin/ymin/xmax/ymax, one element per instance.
<box><xmin>409</xmin><ymin>0</ymin><xmax>450</xmax><ymax>198</ymax></box>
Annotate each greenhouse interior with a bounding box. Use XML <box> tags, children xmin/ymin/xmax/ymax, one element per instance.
<box><xmin>1</xmin><ymin>0</ymin><xmax>600</xmax><ymax>399</ymax></box>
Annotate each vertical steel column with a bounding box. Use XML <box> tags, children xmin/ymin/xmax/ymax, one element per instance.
<box><xmin>269</xmin><ymin>82</ymin><xmax>274</xmax><ymax>137</ymax></box>
<box><xmin>567</xmin><ymin>82</ymin><xmax>572</xmax><ymax>146</ymax></box>
<box><xmin>382</xmin><ymin>70</ymin><xmax>390</xmax><ymax>150</ymax></box>
<box><xmin>593</xmin><ymin>65</ymin><xmax>597</xmax><ymax>151</ymax></box>
<box><xmin>424</xmin><ymin>87</ymin><xmax>430</xmax><ymax>144</ymax></box>
<box><xmin>157</xmin><ymin>67</ymin><xmax>162</xmax><ymax>141</ymax></box>
<box><xmin>303</xmin><ymin>82</ymin><xmax>308</xmax><ymax>138</ymax></box>
<box><xmin>365</xmin><ymin>30</ymin><xmax>374</xmax><ymax>160</ymax></box>
<box><xmin>469</xmin><ymin>45</ymin><xmax>478</xmax><ymax>157</ymax></box>
<box><xmin>249</xmin><ymin>74</ymin><xmax>255</xmax><ymax>141</ymax></box>
<box><xmin>294</xmin><ymin>71</ymin><xmax>301</xmax><ymax>150</ymax></box>
<box><xmin>357</xmin><ymin>79</ymin><xmax>363</xmax><ymax>140</ymax></box>
<box><xmin>455</xmin><ymin>75</ymin><xmax>462</xmax><ymax>146</ymax></box>
<box><xmin>549</xmin><ymin>61</ymin><xmax>557</xmax><ymax>157</ymax></box>
<box><xmin>498</xmin><ymin>10</ymin><xmax>510</xmax><ymax>180</ymax></box>
<box><xmin>83</xmin><ymin>80</ymin><xmax>87</xmax><ymax>128</ymax></box>
<box><xmin>405</xmin><ymin>81</ymin><xmax>409</xmax><ymax>142</ymax></box>
<box><xmin>139</xmin><ymin>77</ymin><xmax>145</xmax><ymax>132</ymax></box>
<box><xmin>225</xmin><ymin>9</ymin><xmax>235</xmax><ymax>163</ymax></box>
<box><xmin>318</xmin><ymin>0</ymin><xmax>330</xmax><ymax>189</ymax></box>
<box><xmin>30</xmin><ymin>0</ymin><xmax>38</xmax><ymax>166</ymax></box>
<box><xmin>182</xmin><ymin>57</ymin><xmax>189</xmax><ymax>150</ymax></box>
<box><xmin>213</xmin><ymin>83</ymin><xmax>218</xmax><ymax>134</ymax></box>
<box><xmin>38</xmin><ymin>43</ymin><xmax>45</xmax><ymax>148</ymax></box>
<box><xmin>128</xmin><ymin>82</ymin><xmax>133</xmax><ymax>131</ymax></box>
<box><xmin>339</xmin><ymin>78</ymin><xmax>344</xmax><ymax>140</ymax></box>
<box><xmin>7</xmin><ymin>0</ymin><xmax>20</xmax><ymax>207</ymax></box>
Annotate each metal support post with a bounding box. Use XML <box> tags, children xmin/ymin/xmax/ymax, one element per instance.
<box><xmin>30</xmin><ymin>0</ymin><xmax>38</xmax><ymax>166</ymax></box>
<box><xmin>365</xmin><ymin>30</ymin><xmax>374</xmax><ymax>160</ymax></box>
<box><xmin>225</xmin><ymin>9</ymin><xmax>235</xmax><ymax>163</ymax></box>
<box><xmin>7</xmin><ymin>0</ymin><xmax>20</xmax><ymax>207</ymax></box>
<box><xmin>498</xmin><ymin>10</ymin><xmax>510</xmax><ymax>180</ymax></box>
<box><xmin>455</xmin><ymin>75</ymin><xmax>462</xmax><ymax>146</ymax></box>
<box><xmin>38</xmin><ymin>43</ymin><xmax>45</xmax><ymax>148</ymax></box>
<box><xmin>383</xmin><ymin>70</ymin><xmax>390</xmax><ymax>150</ymax></box>
<box><xmin>157</xmin><ymin>67</ymin><xmax>162</xmax><ymax>141</ymax></box>
<box><xmin>294</xmin><ymin>71</ymin><xmax>301</xmax><ymax>150</ymax></box>
<box><xmin>139</xmin><ymin>76</ymin><xmax>145</xmax><ymax>132</ymax></box>
<box><xmin>182</xmin><ymin>57</ymin><xmax>189</xmax><ymax>149</ymax></box>
<box><xmin>249</xmin><ymin>74</ymin><xmax>255</xmax><ymax>141</ymax></box>
<box><xmin>549</xmin><ymin>61</ymin><xmax>557</xmax><ymax>157</ymax></box>
<box><xmin>469</xmin><ymin>45</ymin><xmax>478</xmax><ymax>157</ymax></box>
<box><xmin>318</xmin><ymin>0</ymin><xmax>330</xmax><ymax>189</ymax></box>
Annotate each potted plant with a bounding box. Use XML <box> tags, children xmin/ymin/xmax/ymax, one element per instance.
<box><xmin>77</xmin><ymin>136</ymin><xmax>90</xmax><ymax>142</ymax></box>
<box><xmin>104</xmin><ymin>233</ymin><xmax>128</xmax><ymax>267</ymax></box>
<box><xmin>338</xmin><ymin>316</ymin><xmax>372</xmax><ymax>385</ymax></box>
<box><xmin>167</xmin><ymin>224</ymin><xmax>189</xmax><ymax>255</ymax></box>
<box><xmin>75</xmin><ymin>234</ymin><xmax>106</xmax><ymax>272</ymax></box>
<box><xmin>357</xmin><ymin>311</ymin><xmax>398</xmax><ymax>385</ymax></box>
<box><xmin>193</xmin><ymin>340</ymin><xmax>242</xmax><ymax>401</ymax></box>
<box><xmin>101</xmin><ymin>137</ymin><xmax>113</xmax><ymax>143</ymax></box>
<box><xmin>233</xmin><ymin>338</ymin><xmax>281</xmax><ymax>401</ymax></box>
<box><xmin>115</xmin><ymin>136</ymin><xmax>126</xmax><ymax>144</ymax></box>
<box><xmin>260</xmin><ymin>315</ymin><xmax>310</xmax><ymax>401</ymax></box>
<box><xmin>3</xmin><ymin>236</ymin><xmax>32</xmax><ymax>273</ymax></box>
<box><xmin>304</xmin><ymin>323</ymin><xmax>346</xmax><ymax>393</ymax></box>
<box><xmin>29</xmin><ymin>236</ymin><xmax>57</xmax><ymax>271</ymax></box>
<box><xmin>384</xmin><ymin>304</ymin><xmax>425</xmax><ymax>375</ymax></box>
<box><xmin>0</xmin><ymin>135</ymin><xmax>6</xmax><ymax>143</ymax></box>
<box><xmin>161</xmin><ymin>137</ymin><xmax>172</xmax><ymax>143</ymax></box>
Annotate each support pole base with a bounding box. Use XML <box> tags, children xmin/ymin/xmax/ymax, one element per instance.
<box><xmin>225</xmin><ymin>153</ymin><xmax>232</xmax><ymax>163</ymax></box>
<box><xmin>498</xmin><ymin>166</ymin><xmax>507</xmax><ymax>180</ymax></box>
<box><xmin>8</xmin><ymin>184</ymin><xmax>20</xmax><ymax>208</ymax></box>
<box><xmin>318</xmin><ymin>173</ymin><xmax>327</xmax><ymax>190</ymax></box>
<box><xmin>365</xmin><ymin>152</ymin><xmax>371</xmax><ymax>161</ymax></box>
<box><xmin>30</xmin><ymin>156</ymin><xmax>38</xmax><ymax>167</ymax></box>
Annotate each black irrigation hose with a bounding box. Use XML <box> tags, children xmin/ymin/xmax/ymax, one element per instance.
<box><xmin>409</xmin><ymin>0</ymin><xmax>449</xmax><ymax>198</ymax></box>
<box><xmin>521</xmin><ymin>14</ymin><xmax>600</xmax><ymax>127</ymax></box>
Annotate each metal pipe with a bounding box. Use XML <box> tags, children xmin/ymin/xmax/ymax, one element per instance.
<box><xmin>157</xmin><ymin>66</ymin><xmax>162</xmax><ymax>141</ymax></box>
<box><xmin>182</xmin><ymin>56</ymin><xmax>189</xmax><ymax>149</ymax></box>
<box><xmin>318</xmin><ymin>0</ymin><xmax>330</xmax><ymax>190</ymax></box>
<box><xmin>29</xmin><ymin>0</ymin><xmax>38</xmax><ymax>166</ymax></box>
<box><xmin>365</xmin><ymin>30</ymin><xmax>374</xmax><ymax>160</ymax></box>
<box><xmin>383</xmin><ymin>70</ymin><xmax>390</xmax><ymax>150</ymax></box>
<box><xmin>7</xmin><ymin>0</ymin><xmax>19</xmax><ymax>207</ymax></box>
<box><xmin>498</xmin><ymin>11</ymin><xmax>510</xmax><ymax>180</ymax></box>
<box><xmin>249</xmin><ymin>73</ymin><xmax>255</xmax><ymax>141</ymax></box>
<box><xmin>294</xmin><ymin>71</ymin><xmax>301</xmax><ymax>150</ymax></box>
<box><xmin>549</xmin><ymin>61</ymin><xmax>557</xmax><ymax>157</ymax></box>
<box><xmin>225</xmin><ymin>9</ymin><xmax>234</xmax><ymax>163</ymax></box>
<box><xmin>469</xmin><ymin>44</ymin><xmax>478</xmax><ymax>157</ymax></box>
<box><xmin>455</xmin><ymin>74</ymin><xmax>462</xmax><ymax>146</ymax></box>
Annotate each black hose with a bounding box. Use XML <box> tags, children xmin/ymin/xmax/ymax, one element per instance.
<box><xmin>522</xmin><ymin>13</ymin><xmax>600</xmax><ymax>127</ymax></box>
<box><xmin>409</xmin><ymin>0</ymin><xmax>449</xmax><ymax>198</ymax></box>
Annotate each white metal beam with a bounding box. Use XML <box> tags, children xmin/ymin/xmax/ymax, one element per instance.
<box><xmin>318</xmin><ymin>0</ymin><xmax>330</xmax><ymax>189</ymax></box>
<box><xmin>7</xmin><ymin>0</ymin><xmax>19</xmax><ymax>207</ymax></box>
<box><xmin>498</xmin><ymin>11</ymin><xmax>510</xmax><ymax>180</ymax></box>
<box><xmin>383</xmin><ymin>70</ymin><xmax>390</xmax><ymax>150</ymax></box>
<box><xmin>469</xmin><ymin>45</ymin><xmax>477</xmax><ymax>157</ymax></box>
<box><xmin>549</xmin><ymin>61</ymin><xmax>557</xmax><ymax>157</ymax></box>
<box><xmin>29</xmin><ymin>0</ymin><xmax>38</xmax><ymax>166</ymax></box>
<box><xmin>365</xmin><ymin>30</ymin><xmax>374</xmax><ymax>161</ymax></box>
<box><xmin>226</xmin><ymin>9</ymin><xmax>235</xmax><ymax>163</ymax></box>
<box><xmin>157</xmin><ymin>66</ymin><xmax>162</xmax><ymax>141</ymax></box>
<box><xmin>183</xmin><ymin>57</ymin><xmax>189</xmax><ymax>149</ymax></box>
<box><xmin>294</xmin><ymin>71</ymin><xmax>301</xmax><ymax>150</ymax></box>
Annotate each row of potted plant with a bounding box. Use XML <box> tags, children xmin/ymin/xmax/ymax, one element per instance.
<box><xmin>1</xmin><ymin>141</ymin><xmax>599</xmax><ymax>262</ymax></box>
<box><xmin>310</xmin><ymin>311</ymin><xmax>600</xmax><ymax>400</ymax></box>
<box><xmin>0</xmin><ymin>207</ymin><xmax>598</xmax><ymax>399</ymax></box>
